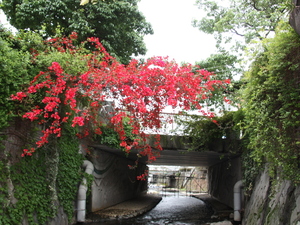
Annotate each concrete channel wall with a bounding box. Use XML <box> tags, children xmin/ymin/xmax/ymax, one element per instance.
<box><xmin>208</xmin><ymin>157</ymin><xmax>242</xmax><ymax>209</ymax></box>
<box><xmin>89</xmin><ymin>147</ymin><xmax>148</xmax><ymax>212</ymax></box>
<box><xmin>290</xmin><ymin>0</ymin><xmax>300</xmax><ymax>36</ymax></box>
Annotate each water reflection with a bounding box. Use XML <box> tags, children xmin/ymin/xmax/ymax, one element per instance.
<box><xmin>86</xmin><ymin>196</ymin><xmax>214</xmax><ymax>225</ymax></box>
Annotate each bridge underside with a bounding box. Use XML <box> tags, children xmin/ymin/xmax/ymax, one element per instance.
<box><xmin>149</xmin><ymin>149</ymin><xmax>235</xmax><ymax>167</ymax></box>
<box><xmin>91</xmin><ymin>144</ymin><xmax>238</xmax><ymax>168</ymax></box>
<box><xmin>90</xmin><ymin>133</ymin><xmax>242</xmax><ymax>211</ymax></box>
<box><xmin>146</xmin><ymin>134</ymin><xmax>240</xmax><ymax>167</ymax></box>
<box><xmin>91</xmin><ymin>134</ymin><xmax>241</xmax><ymax>167</ymax></box>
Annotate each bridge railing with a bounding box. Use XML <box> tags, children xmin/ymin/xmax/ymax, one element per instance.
<box><xmin>98</xmin><ymin>101</ymin><xmax>210</xmax><ymax>136</ymax></box>
<box><xmin>142</xmin><ymin>111</ymin><xmax>198</xmax><ymax>135</ymax></box>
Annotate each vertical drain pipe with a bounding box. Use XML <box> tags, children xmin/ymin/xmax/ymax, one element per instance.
<box><xmin>77</xmin><ymin>160</ymin><xmax>94</xmax><ymax>222</ymax></box>
<box><xmin>233</xmin><ymin>180</ymin><xmax>243</xmax><ymax>222</ymax></box>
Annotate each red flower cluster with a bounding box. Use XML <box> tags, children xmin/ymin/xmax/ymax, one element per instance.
<box><xmin>21</xmin><ymin>148</ymin><xmax>35</xmax><ymax>157</ymax></box>
<box><xmin>72</xmin><ymin>117</ymin><xmax>85</xmax><ymax>127</ymax></box>
<box><xmin>11</xmin><ymin>32</ymin><xmax>231</xmax><ymax>167</ymax></box>
<box><xmin>137</xmin><ymin>170</ymin><xmax>149</xmax><ymax>181</ymax></box>
<box><xmin>11</xmin><ymin>92</ymin><xmax>27</xmax><ymax>101</ymax></box>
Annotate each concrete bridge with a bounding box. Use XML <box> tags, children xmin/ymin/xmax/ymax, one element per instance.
<box><xmin>77</xmin><ymin>134</ymin><xmax>243</xmax><ymax>223</ymax></box>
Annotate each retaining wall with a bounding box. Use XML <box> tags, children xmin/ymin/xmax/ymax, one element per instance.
<box><xmin>89</xmin><ymin>147</ymin><xmax>148</xmax><ymax>212</ymax></box>
<box><xmin>243</xmin><ymin>166</ymin><xmax>300</xmax><ymax>225</ymax></box>
<box><xmin>208</xmin><ymin>156</ymin><xmax>242</xmax><ymax>208</ymax></box>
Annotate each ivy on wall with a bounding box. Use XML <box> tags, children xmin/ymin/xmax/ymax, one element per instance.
<box><xmin>0</xmin><ymin>126</ymin><xmax>83</xmax><ymax>225</ymax></box>
<box><xmin>57</xmin><ymin>129</ymin><xmax>84</xmax><ymax>222</ymax></box>
<box><xmin>0</xmin><ymin>27</ymin><xmax>87</xmax><ymax>224</ymax></box>
<box><xmin>243</xmin><ymin>22</ymin><xmax>300</xmax><ymax>183</ymax></box>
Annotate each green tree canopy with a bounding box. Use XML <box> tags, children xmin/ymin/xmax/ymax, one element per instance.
<box><xmin>193</xmin><ymin>0</ymin><xmax>291</xmax><ymax>49</ymax></box>
<box><xmin>194</xmin><ymin>50</ymin><xmax>243</xmax><ymax>110</ymax></box>
<box><xmin>1</xmin><ymin>0</ymin><xmax>153</xmax><ymax>64</ymax></box>
<box><xmin>195</xmin><ymin>50</ymin><xmax>242</xmax><ymax>80</ymax></box>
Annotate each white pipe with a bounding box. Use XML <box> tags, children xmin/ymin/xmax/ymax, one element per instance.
<box><xmin>233</xmin><ymin>180</ymin><xmax>243</xmax><ymax>222</ymax></box>
<box><xmin>77</xmin><ymin>160</ymin><xmax>94</xmax><ymax>222</ymax></box>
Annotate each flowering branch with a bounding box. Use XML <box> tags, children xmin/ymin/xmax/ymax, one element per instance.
<box><xmin>11</xmin><ymin>33</ymin><xmax>230</xmax><ymax>161</ymax></box>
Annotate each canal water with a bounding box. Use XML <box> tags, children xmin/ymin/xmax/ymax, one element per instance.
<box><xmin>86</xmin><ymin>195</ymin><xmax>217</xmax><ymax>225</ymax></box>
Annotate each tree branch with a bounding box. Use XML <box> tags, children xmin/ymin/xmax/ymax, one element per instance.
<box><xmin>249</xmin><ymin>0</ymin><xmax>263</xmax><ymax>11</ymax></box>
<box><xmin>231</xmin><ymin>28</ymin><xmax>245</xmax><ymax>37</ymax></box>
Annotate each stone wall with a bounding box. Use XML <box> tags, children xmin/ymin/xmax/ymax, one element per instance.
<box><xmin>243</xmin><ymin>166</ymin><xmax>300</xmax><ymax>225</ymax></box>
<box><xmin>1</xmin><ymin>119</ymin><xmax>72</xmax><ymax>225</ymax></box>
<box><xmin>89</xmin><ymin>147</ymin><xmax>148</xmax><ymax>212</ymax></box>
<box><xmin>290</xmin><ymin>0</ymin><xmax>300</xmax><ymax>36</ymax></box>
<box><xmin>47</xmin><ymin>207</ymin><xmax>70</xmax><ymax>225</ymax></box>
<box><xmin>208</xmin><ymin>156</ymin><xmax>242</xmax><ymax>208</ymax></box>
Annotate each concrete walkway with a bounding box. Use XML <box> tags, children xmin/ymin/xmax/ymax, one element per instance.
<box><xmin>86</xmin><ymin>194</ymin><xmax>162</xmax><ymax>221</ymax></box>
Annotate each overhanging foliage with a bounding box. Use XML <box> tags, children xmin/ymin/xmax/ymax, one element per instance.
<box><xmin>243</xmin><ymin>22</ymin><xmax>300</xmax><ymax>183</ymax></box>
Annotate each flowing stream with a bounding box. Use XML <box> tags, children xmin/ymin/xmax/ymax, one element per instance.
<box><xmin>86</xmin><ymin>195</ymin><xmax>217</xmax><ymax>225</ymax></box>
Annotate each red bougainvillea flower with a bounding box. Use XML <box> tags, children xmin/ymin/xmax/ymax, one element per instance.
<box><xmin>12</xmin><ymin>32</ymin><xmax>230</xmax><ymax>164</ymax></box>
<box><xmin>11</xmin><ymin>92</ymin><xmax>27</xmax><ymax>101</ymax></box>
<box><xmin>72</xmin><ymin>117</ymin><xmax>85</xmax><ymax>127</ymax></box>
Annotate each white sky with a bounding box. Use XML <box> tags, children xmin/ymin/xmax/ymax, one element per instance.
<box><xmin>0</xmin><ymin>11</ymin><xmax>9</xmax><ymax>26</ymax></box>
<box><xmin>137</xmin><ymin>0</ymin><xmax>217</xmax><ymax>64</ymax></box>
